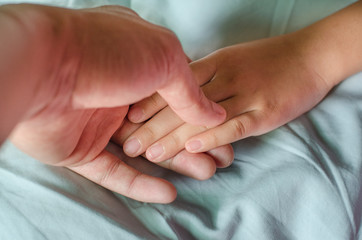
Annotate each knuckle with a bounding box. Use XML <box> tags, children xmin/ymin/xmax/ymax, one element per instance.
<box><xmin>223</xmin><ymin>145</ymin><xmax>235</xmax><ymax>167</ymax></box>
<box><xmin>199</xmin><ymin>129</ymin><xmax>219</xmax><ymax>151</ymax></box>
<box><xmin>263</xmin><ymin>100</ymin><xmax>279</xmax><ymax>113</ymax></box>
<box><xmin>208</xmin><ymin>131</ymin><xmax>220</xmax><ymax>148</ymax></box>
<box><xmin>139</xmin><ymin>126</ymin><xmax>157</xmax><ymax>142</ymax></box>
<box><xmin>231</xmin><ymin>118</ymin><xmax>248</xmax><ymax>140</ymax></box>
<box><xmin>167</xmin><ymin>134</ymin><xmax>182</xmax><ymax>150</ymax></box>
<box><xmin>159</xmin><ymin>31</ymin><xmax>185</xmax><ymax>75</ymax></box>
<box><xmin>157</xmin><ymin>30</ymin><xmax>180</xmax><ymax>57</ymax></box>
<box><xmin>156</xmin><ymin>158</ymin><xmax>174</xmax><ymax>171</ymax></box>
<box><xmin>210</xmin><ymin>144</ymin><xmax>235</xmax><ymax>168</ymax></box>
<box><xmin>156</xmin><ymin>134</ymin><xmax>184</xmax><ymax>161</ymax></box>
<box><xmin>148</xmin><ymin>93</ymin><xmax>162</xmax><ymax>110</ymax></box>
<box><xmin>99</xmin><ymin>158</ymin><xmax>120</xmax><ymax>186</ymax></box>
<box><xmin>125</xmin><ymin>172</ymin><xmax>143</xmax><ymax>197</ymax></box>
<box><xmin>165</xmin><ymin>158</ymin><xmax>174</xmax><ymax>171</ymax></box>
<box><xmin>161</xmin><ymin>30</ymin><xmax>180</xmax><ymax>49</ymax></box>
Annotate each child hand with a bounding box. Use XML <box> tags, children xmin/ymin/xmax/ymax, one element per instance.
<box><xmin>112</xmin><ymin>118</ymin><xmax>234</xmax><ymax>180</ymax></box>
<box><xmin>122</xmin><ymin>34</ymin><xmax>335</xmax><ymax>162</ymax></box>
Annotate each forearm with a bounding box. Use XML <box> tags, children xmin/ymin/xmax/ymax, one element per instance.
<box><xmin>289</xmin><ymin>1</ymin><xmax>362</xmax><ymax>88</ymax></box>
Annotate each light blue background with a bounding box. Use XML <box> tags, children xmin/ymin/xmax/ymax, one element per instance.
<box><xmin>0</xmin><ymin>1</ymin><xmax>360</xmax><ymax>239</ymax></box>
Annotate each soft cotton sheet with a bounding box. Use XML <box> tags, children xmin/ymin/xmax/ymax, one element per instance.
<box><xmin>0</xmin><ymin>0</ymin><xmax>361</xmax><ymax>239</ymax></box>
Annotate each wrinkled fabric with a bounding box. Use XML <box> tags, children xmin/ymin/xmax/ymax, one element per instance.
<box><xmin>0</xmin><ymin>0</ymin><xmax>361</xmax><ymax>239</ymax></box>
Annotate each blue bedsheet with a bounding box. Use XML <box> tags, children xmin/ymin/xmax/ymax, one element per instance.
<box><xmin>0</xmin><ymin>0</ymin><xmax>361</xmax><ymax>239</ymax></box>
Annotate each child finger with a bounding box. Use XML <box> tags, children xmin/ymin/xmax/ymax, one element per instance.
<box><xmin>156</xmin><ymin>150</ymin><xmax>217</xmax><ymax>181</ymax></box>
<box><xmin>185</xmin><ymin>111</ymin><xmax>263</xmax><ymax>153</ymax></box>
<box><xmin>127</xmin><ymin>93</ymin><xmax>167</xmax><ymax>123</ymax></box>
<box><xmin>112</xmin><ymin>118</ymin><xmax>142</xmax><ymax>146</ymax></box>
<box><xmin>145</xmin><ymin>123</ymin><xmax>208</xmax><ymax>162</ymax></box>
<box><xmin>123</xmin><ymin>106</ymin><xmax>184</xmax><ymax>157</ymax></box>
<box><xmin>144</xmin><ymin>97</ymin><xmax>254</xmax><ymax>162</ymax></box>
<box><xmin>69</xmin><ymin>150</ymin><xmax>177</xmax><ymax>203</ymax></box>
<box><xmin>189</xmin><ymin>56</ymin><xmax>217</xmax><ymax>86</ymax></box>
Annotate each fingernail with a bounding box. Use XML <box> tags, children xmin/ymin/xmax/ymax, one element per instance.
<box><xmin>186</xmin><ymin>140</ymin><xmax>203</xmax><ymax>152</ymax></box>
<box><xmin>123</xmin><ymin>138</ymin><xmax>141</xmax><ymax>156</ymax></box>
<box><xmin>128</xmin><ymin>107</ymin><xmax>144</xmax><ymax>123</ymax></box>
<box><xmin>146</xmin><ymin>143</ymin><xmax>164</xmax><ymax>161</ymax></box>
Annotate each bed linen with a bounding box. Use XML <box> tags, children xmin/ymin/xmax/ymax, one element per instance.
<box><xmin>0</xmin><ymin>0</ymin><xmax>361</xmax><ymax>239</ymax></box>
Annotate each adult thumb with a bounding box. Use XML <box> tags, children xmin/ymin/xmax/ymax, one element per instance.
<box><xmin>157</xmin><ymin>62</ymin><xmax>226</xmax><ymax>127</ymax></box>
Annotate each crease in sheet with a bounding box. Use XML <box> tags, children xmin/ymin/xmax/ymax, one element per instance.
<box><xmin>268</xmin><ymin>123</ymin><xmax>357</xmax><ymax>236</ymax></box>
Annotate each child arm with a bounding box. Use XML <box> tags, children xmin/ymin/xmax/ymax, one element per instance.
<box><xmin>121</xmin><ymin>1</ymin><xmax>362</xmax><ymax>161</ymax></box>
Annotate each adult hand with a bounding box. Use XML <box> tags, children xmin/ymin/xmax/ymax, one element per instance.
<box><xmin>4</xmin><ymin>4</ymin><xmax>225</xmax><ymax>203</ymax></box>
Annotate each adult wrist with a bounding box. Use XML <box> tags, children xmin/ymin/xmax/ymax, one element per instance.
<box><xmin>0</xmin><ymin>4</ymin><xmax>57</xmax><ymax>142</ymax></box>
<box><xmin>1</xmin><ymin>4</ymin><xmax>79</xmax><ymax>119</ymax></box>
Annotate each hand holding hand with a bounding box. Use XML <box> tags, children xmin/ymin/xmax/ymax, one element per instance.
<box><xmin>5</xmin><ymin>4</ymin><xmax>225</xmax><ymax>203</ymax></box>
<box><xmin>122</xmin><ymin>34</ymin><xmax>334</xmax><ymax>162</ymax></box>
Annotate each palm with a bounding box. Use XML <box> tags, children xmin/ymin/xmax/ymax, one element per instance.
<box><xmin>5</xmin><ymin>5</ymin><xmax>231</xmax><ymax>203</ymax></box>
<box><xmin>10</xmin><ymin>105</ymin><xmax>176</xmax><ymax>203</ymax></box>
<box><xmin>10</xmin><ymin>105</ymin><xmax>123</xmax><ymax>164</ymax></box>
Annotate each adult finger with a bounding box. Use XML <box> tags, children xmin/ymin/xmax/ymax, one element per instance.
<box><xmin>127</xmin><ymin>93</ymin><xmax>167</xmax><ymax>123</ymax></box>
<box><xmin>128</xmin><ymin>54</ymin><xmax>192</xmax><ymax>124</ymax></box>
<box><xmin>206</xmin><ymin>144</ymin><xmax>234</xmax><ymax>168</ymax></box>
<box><xmin>157</xmin><ymin>53</ymin><xmax>225</xmax><ymax>127</ymax></box>
<box><xmin>156</xmin><ymin>150</ymin><xmax>216</xmax><ymax>181</ymax></box>
<box><xmin>127</xmin><ymin>71</ymin><xmax>219</xmax><ymax>125</ymax></box>
<box><xmin>112</xmin><ymin>118</ymin><xmax>142</xmax><ymax>146</ymax></box>
<box><xmin>155</xmin><ymin>144</ymin><xmax>234</xmax><ymax>180</ymax></box>
<box><xmin>127</xmin><ymin>68</ymin><xmax>219</xmax><ymax>126</ymax></box>
<box><xmin>68</xmin><ymin>150</ymin><xmax>177</xmax><ymax>203</ymax></box>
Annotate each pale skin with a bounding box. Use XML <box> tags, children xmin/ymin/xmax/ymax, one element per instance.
<box><xmin>120</xmin><ymin>1</ymin><xmax>362</xmax><ymax>163</ymax></box>
<box><xmin>0</xmin><ymin>4</ymin><xmax>231</xmax><ymax>203</ymax></box>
